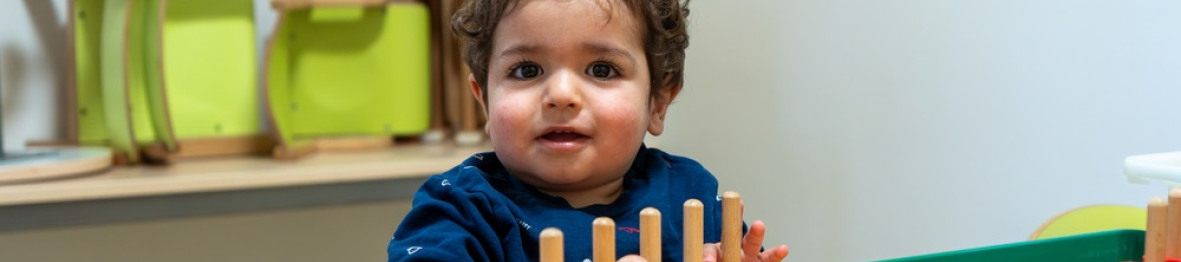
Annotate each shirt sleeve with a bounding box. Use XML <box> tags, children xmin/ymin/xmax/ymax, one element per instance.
<box><xmin>387</xmin><ymin>176</ymin><xmax>500</xmax><ymax>262</ymax></box>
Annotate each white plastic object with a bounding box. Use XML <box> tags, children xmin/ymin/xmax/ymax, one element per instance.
<box><xmin>455</xmin><ymin>131</ymin><xmax>484</xmax><ymax>146</ymax></box>
<box><xmin>421</xmin><ymin>129</ymin><xmax>448</xmax><ymax>144</ymax></box>
<box><xmin>1125</xmin><ymin>151</ymin><xmax>1181</xmax><ymax>185</ymax></box>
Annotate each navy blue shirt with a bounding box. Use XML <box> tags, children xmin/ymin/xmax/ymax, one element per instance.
<box><xmin>388</xmin><ymin>146</ymin><xmax>731</xmax><ymax>261</ymax></box>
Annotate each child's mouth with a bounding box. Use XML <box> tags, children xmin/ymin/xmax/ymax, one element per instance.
<box><xmin>539</xmin><ymin>131</ymin><xmax>589</xmax><ymax>142</ymax></box>
<box><xmin>537</xmin><ymin>128</ymin><xmax>591</xmax><ymax>151</ymax></box>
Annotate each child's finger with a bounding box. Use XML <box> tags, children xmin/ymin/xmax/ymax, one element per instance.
<box><xmin>742</xmin><ymin>220</ymin><xmax>767</xmax><ymax>257</ymax></box>
<box><xmin>703</xmin><ymin>243</ymin><xmax>720</xmax><ymax>262</ymax></box>
<box><xmin>759</xmin><ymin>245</ymin><xmax>789</xmax><ymax>262</ymax></box>
<box><xmin>617</xmin><ymin>254</ymin><xmax>648</xmax><ymax>262</ymax></box>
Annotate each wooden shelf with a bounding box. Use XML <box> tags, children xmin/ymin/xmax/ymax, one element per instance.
<box><xmin>0</xmin><ymin>143</ymin><xmax>486</xmax><ymax>207</ymax></box>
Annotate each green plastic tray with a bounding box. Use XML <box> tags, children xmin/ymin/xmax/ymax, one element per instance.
<box><xmin>880</xmin><ymin>229</ymin><xmax>1144</xmax><ymax>262</ymax></box>
<box><xmin>266</xmin><ymin>4</ymin><xmax>431</xmax><ymax>151</ymax></box>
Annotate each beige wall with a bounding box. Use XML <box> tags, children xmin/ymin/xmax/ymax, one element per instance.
<box><xmin>662</xmin><ymin>0</ymin><xmax>1181</xmax><ymax>260</ymax></box>
<box><xmin>0</xmin><ymin>200</ymin><xmax>412</xmax><ymax>262</ymax></box>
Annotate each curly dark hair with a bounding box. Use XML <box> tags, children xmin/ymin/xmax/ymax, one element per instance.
<box><xmin>451</xmin><ymin>0</ymin><xmax>690</xmax><ymax>102</ymax></box>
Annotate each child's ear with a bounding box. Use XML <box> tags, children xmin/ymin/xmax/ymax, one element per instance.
<box><xmin>469</xmin><ymin>74</ymin><xmax>491</xmax><ymax>133</ymax></box>
<box><xmin>647</xmin><ymin>82</ymin><xmax>683</xmax><ymax>136</ymax></box>
<box><xmin>469</xmin><ymin>73</ymin><xmax>489</xmax><ymax>116</ymax></box>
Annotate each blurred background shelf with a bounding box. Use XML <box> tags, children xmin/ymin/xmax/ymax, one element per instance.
<box><xmin>0</xmin><ymin>143</ymin><xmax>485</xmax><ymax>232</ymax></box>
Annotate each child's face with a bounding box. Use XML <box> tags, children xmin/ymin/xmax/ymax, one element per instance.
<box><xmin>471</xmin><ymin>0</ymin><xmax>672</xmax><ymax>194</ymax></box>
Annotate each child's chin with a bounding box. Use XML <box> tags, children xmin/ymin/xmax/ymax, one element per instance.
<box><xmin>526</xmin><ymin>171</ymin><xmax>599</xmax><ymax>186</ymax></box>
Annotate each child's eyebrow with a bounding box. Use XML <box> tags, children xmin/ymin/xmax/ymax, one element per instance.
<box><xmin>496</xmin><ymin>42</ymin><xmax>637</xmax><ymax>65</ymax></box>
<box><xmin>498</xmin><ymin>44</ymin><xmax>540</xmax><ymax>58</ymax></box>
<box><xmin>581</xmin><ymin>42</ymin><xmax>637</xmax><ymax>65</ymax></box>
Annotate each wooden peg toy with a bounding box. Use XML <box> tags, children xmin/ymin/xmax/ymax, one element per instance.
<box><xmin>1167</xmin><ymin>188</ymin><xmax>1181</xmax><ymax>260</ymax></box>
<box><xmin>537</xmin><ymin>193</ymin><xmax>745</xmax><ymax>262</ymax></box>
<box><xmin>640</xmin><ymin>207</ymin><xmax>662</xmax><ymax>262</ymax></box>
<box><xmin>594</xmin><ymin>217</ymin><xmax>616</xmax><ymax>262</ymax></box>
<box><xmin>722</xmin><ymin>191</ymin><xmax>742</xmax><ymax>262</ymax></box>
<box><xmin>684</xmin><ymin>199</ymin><xmax>705</xmax><ymax>262</ymax></box>
<box><xmin>540</xmin><ymin>227</ymin><xmax>564</xmax><ymax>262</ymax></box>
<box><xmin>1147</xmin><ymin>197</ymin><xmax>1167</xmax><ymax>262</ymax></box>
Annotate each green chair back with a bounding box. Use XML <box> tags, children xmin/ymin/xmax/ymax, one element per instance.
<box><xmin>266</xmin><ymin>4</ymin><xmax>431</xmax><ymax>153</ymax></box>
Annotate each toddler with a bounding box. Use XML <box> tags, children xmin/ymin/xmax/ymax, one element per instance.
<box><xmin>388</xmin><ymin>0</ymin><xmax>788</xmax><ymax>261</ymax></box>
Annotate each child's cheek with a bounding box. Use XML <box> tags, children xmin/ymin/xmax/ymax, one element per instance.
<box><xmin>488</xmin><ymin>99</ymin><xmax>533</xmax><ymax>139</ymax></box>
<box><xmin>597</xmin><ymin>102</ymin><xmax>648</xmax><ymax>138</ymax></box>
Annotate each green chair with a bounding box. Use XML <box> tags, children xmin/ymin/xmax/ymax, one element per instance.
<box><xmin>76</xmin><ymin>0</ymin><xmax>263</xmax><ymax>163</ymax></box>
<box><xmin>70</xmin><ymin>0</ymin><xmax>108</xmax><ymax>147</ymax></box>
<box><xmin>149</xmin><ymin>0</ymin><xmax>266</xmax><ymax>160</ymax></box>
<box><xmin>98</xmin><ymin>0</ymin><xmax>150</xmax><ymax>163</ymax></box>
<box><xmin>265</xmin><ymin>1</ymin><xmax>431</xmax><ymax>158</ymax></box>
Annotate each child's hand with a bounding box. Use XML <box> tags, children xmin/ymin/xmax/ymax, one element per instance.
<box><xmin>702</xmin><ymin>220</ymin><xmax>789</xmax><ymax>262</ymax></box>
<box><xmin>617</xmin><ymin>255</ymin><xmax>648</xmax><ymax>262</ymax></box>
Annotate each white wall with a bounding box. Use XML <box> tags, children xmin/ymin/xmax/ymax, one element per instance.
<box><xmin>1</xmin><ymin>0</ymin><xmax>70</xmax><ymax>149</ymax></box>
<box><xmin>5</xmin><ymin>0</ymin><xmax>1181</xmax><ymax>261</ymax></box>
<box><xmin>663</xmin><ymin>0</ymin><xmax>1181</xmax><ymax>260</ymax></box>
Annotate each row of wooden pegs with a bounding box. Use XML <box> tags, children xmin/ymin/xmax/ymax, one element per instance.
<box><xmin>539</xmin><ymin>192</ymin><xmax>745</xmax><ymax>262</ymax></box>
<box><xmin>1146</xmin><ymin>188</ymin><xmax>1181</xmax><ymax>262</ymax></box>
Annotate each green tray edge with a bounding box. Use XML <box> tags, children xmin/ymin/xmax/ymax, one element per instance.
<box><xmin>879</xmin><ymin>229</ymin><xmax>1145</xmax><ymax>262</ymax></box>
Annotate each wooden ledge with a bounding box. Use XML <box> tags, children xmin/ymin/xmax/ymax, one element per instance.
<box><xmin>0</xmin><ymin>143</ymin><xmax>487</xmax><ymax>207</ymax></box>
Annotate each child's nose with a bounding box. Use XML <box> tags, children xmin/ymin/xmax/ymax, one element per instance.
<box><xmin>542</xmin><ymin>71</ymin><xmax>583</xmax><ymax>111</ymax></box>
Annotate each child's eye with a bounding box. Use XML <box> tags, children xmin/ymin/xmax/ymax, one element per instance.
<box><xmin>510</xmin><ymin>63</ymin><xmax>543</xmax><ymax>79</ymax></box>
<box><xmin>586</xmin><ymin>63</ymin><xmax>618</xmax><ymax>79</ymax></box>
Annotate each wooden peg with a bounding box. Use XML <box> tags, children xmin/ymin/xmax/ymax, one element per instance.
<box><xmin>640</xmin><ymin>207</ymin><xmax>661</xmax><ymax>262</ymax></box>
<box><xmin>722</xmin><ymin>191</ymin><xmax>742</xmax><ymax>262</ymax></box>
<box><xmin>1148</xmin><ymin>197</ymin><xmax>1167</xmax><ymax>262</ymax></box>
<box><xmin>684</xmin><ymin>199</ymin><xmax>704</xmax><ymax>262</ymax></box>
<box><xmin>540</xmin><ymin>227</ymin><xmax>563</xmax><ymax>262</ymax></box>
<box><xmin>1167</xmin><ymin>188</ymin><xmax>1181</xmax><ymax>259</ymax></box>
<box><xmin>593</xmin><ymin>217</ymin><xmax>615</xmax><ymax>262</ymax></box>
